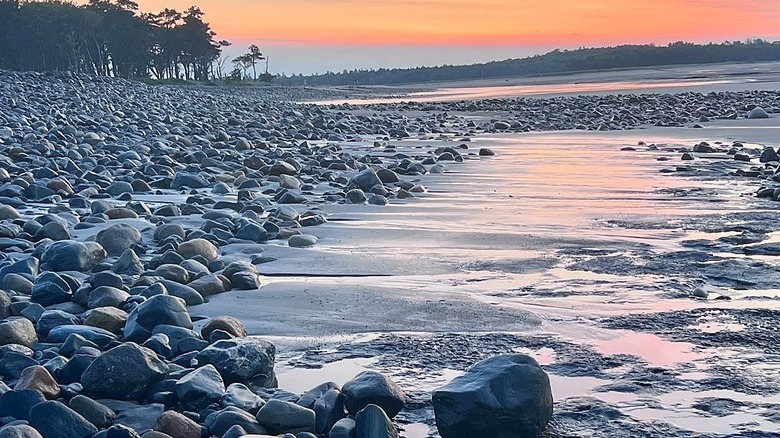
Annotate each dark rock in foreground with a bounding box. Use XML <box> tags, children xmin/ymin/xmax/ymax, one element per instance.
<box><xmin>432</xmin><ymin>354</ymin><xmax>553</xmax><ymax>438</ymax></box>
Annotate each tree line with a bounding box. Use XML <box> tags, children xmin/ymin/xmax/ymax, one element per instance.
<box><xmin>0</xmin><ymin>0</ymin><xmax>237</xmax><ymax>80</ymax></box>
<box><xmin>276</xmin><ymin>40</ymin><xmax>780</xmax><ymax>86</ymax></box>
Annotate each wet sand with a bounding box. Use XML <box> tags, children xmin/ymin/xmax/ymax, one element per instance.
<box><xmin>310</xmin><ymin>61</ymin><xmax>780</xmax><ymax>104</ymax></box>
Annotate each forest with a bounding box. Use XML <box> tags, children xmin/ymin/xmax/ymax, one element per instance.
<box><xmin>276</xmin><ymin>41</ymin><xmax>780</xmax><ymax>86</ymax></box>
<box><xmin>0</xmin><ymin>0</ymin><xmax>228</xmax><ymax>80</ymax></box>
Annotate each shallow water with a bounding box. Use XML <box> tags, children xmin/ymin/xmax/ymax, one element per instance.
<box><xmin>198</xmin><ymin>123</ymin><xmax>780</xmax><ymax>437</ymax></box>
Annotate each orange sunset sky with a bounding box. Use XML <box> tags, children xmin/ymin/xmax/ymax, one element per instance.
<box><xmin>91</xmin><ymin>0</ymin><xmax>780</xmax><ymax>74</ymax></box>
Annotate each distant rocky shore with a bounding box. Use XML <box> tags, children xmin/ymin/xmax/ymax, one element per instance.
<box><xmin>0</xmin><ymin>69</ymin><xmax>777</xmax><ymax>438</ymax></box>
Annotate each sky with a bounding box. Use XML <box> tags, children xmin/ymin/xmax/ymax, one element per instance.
<box><xmin>115</xmin><ymin>0</ymin><xmax>780</xmax><ymax>75</ymax></box>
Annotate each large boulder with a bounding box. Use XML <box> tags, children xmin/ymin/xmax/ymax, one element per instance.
<box><xmin>342</xmin><ymin>371</ymin><xmax>405</xmax><ymax>419</ymax></box>
<box><xmin>195</xmin><ymin>337</ymin><xmax>276</xmax><ymax>386</ymax></box>
<box><xmin>432</xmin><ymin>354</ymin><xmax>553</xmax><ymax>438</ymax></box>
<box><xmin>124</xmin><ymin>295</ymin><xmax>193</xmax><ymax>343</ymax></box>
<box><xmin>29</xmin><ymin>401</ymin><xmax>97</xmax><ymax>438</ymax></box>
<box><xmin>81</xmin><ymin>343</ymin><xmax>170</xmax><ymax>400</ymax></box>
<box><xmin>40</xmin><ymin>241</ymin><xmax>107</xmax><ymax>272</ymax></box>
<box><xmin>96</xmin><ymin>223</ymin><xmax>142</xmax><ymax>256</ymax></box>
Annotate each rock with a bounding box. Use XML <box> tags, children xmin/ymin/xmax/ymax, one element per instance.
<box><xmin>195</xmin><ymin>337</ymin><xmax>276</xmax><ymax>386</ymax></box>
<box><xmin>0</xmin><ymin>425</ymin><xmax>43</xmax><ymax>438</ymax></box>
<box><xmin>84</xmin><ymin>306</ymin><xmax>128</xmax><ymax>335</ymax></box>
<box><xmin>31</xmin><ymin>280</ymin><xmax>71</xmax><ymax>307</ymax></box>
<box><xmin>493</xmin><ymin>121</ymin><xmax>511</xmax><ymax>130</ymax></box>
<box><xmin>760</xmin><ymin>147</ymin><xmax>779</xmax><ymax>163</ymax></box>
<box><xmin>255</xmin><ymin>399</ymin><xmax>316</xmax><ymax>435</ymax></box>
<box><xmin>0</xmin><ymin>318</ymin><xmax>38</xmax><ymax>347</ymax></box>
<box><xmin>342</xmin><ymin>371</ymin><xmax>405</xmax><ymax>418</ymax></box>
<box><xmin>154</xmin><ymin>264</ymin><xmax>190</xmax><ymax>284</ymax></box>
<box><xmin>40</xmin><ymin>241</ymin><xmax>107</xmax><ymax>272</ymax></box>
<box><xmin>269</xmin><ymin>161</ymin><xmax>297</xmax><ymax>176</ymax></box>
<box><xmin>278</xmin><ymin>174</ymin><xmax>302</xmax><ymax>190</ymax></box>
<box><xmin>178</xmin><ymin>238</ymin><xmax>218</xmax><ymax>261</ymax></box>
<box><xmin>155</xmin><ymin>279</ymin><xmax>204</xmax><ymax>306</ymax></box>
<box><xmin>328</xmin><ymin>418</ymin><xmax>356</xmax><ymax>438</ymax></box>
<box><xmin>46</xmin><ymin>325</ymin><xmax>116</xmax><ymax>348</ymax></box>
<box><xmin>154</xmin><ymin>411</ymin><xmax>202</xmax><ymax>438</ymax></box>
<box><xmin>289</xmin><ymin>234</ymin><xmax>317</xmax><ymax>248</ymax></box>
<box><xmin>298</xmin><ymin>382</ymin><xmax>340</xmax><ymax>409</ymax></box>
<box><xmin>0</xmin><ymin>205</ymin><xmax>20</xmax><ymax>221</ymax></box>
<box><xmin>29</xmin><ymin>401</ymin><xmax>98</xmax><ymax>438</ymax></box>
<box><xmin>81</xmin><ymin>342</ymin><xmax>170</xmax><ymax>400</ymax></box>
<box><xmin>432</xmin><ymin>354</ymin><xmax>553</xmax><ymax>438</ymax></box>
<box><xmin>172</xmin><ymin>172</ymin><xmax>209</xmax><ymax>189</ymax></box>
<box><xmin>201</xmin><ymin>316</ymin><xmax>247</xmax><ymax>339</ymax></box>
<box><xmin>478</xmin><ymin>148</ymin><xmax>495</xmax><ymax>156</ymax></box>
<box><xmin>14</xmin><ymin>365</ymin><xmax>60</xmax><ymax>399</ymax></box>
<box><xmin>34</xmin><ymin>222</ymin><xmax>70</xmax><ymax>241</ymax></box>
<box><xmin>0</xmin><ymin>389</ymin><xmax>46</xmax><ymax>421</ymax></box>
<box><xmin>88</xmin><ymin>285</ymin><xmax>130</xmax><ymax>309</ymax></box>
<box><xmin>186</xmin><ymin>274</ymin><xmax>227</xmax><ymax>298</ymax></box>
<box><xmin>350</xmin><ymin>168</ymin><xmax>381</xmax><ymax>192</ymax></box>
<box><xmin>346</xmin><ymin>189</ymin><xmax>367</xmax><ymax>204</ymax></box>
<box><xmin>68</xmin><ymin>395</ymin><xmax>116</xmax><ymax>429</ymax></box>
<box><xmin>221</xmin><ymin>383</ymin><xmax>265</xmax><ymax>413</ymax></box>
<box><xmin>355</xmin><ymin>404</ymin><xmax>398</xmax><ymax>438</ymax></box>
<box><xmin>96</xmin><ymin>223</ymin><xmax>142</xmax><ymax>256</ymax></box>
<box><xmin>175</xmin><ymin>364</ymin><xmax>225</xmax><ymax>410</ymax></box>
<box><xmin>0</xmin><ymin>352</ymin><xmax>37</xmax><ymax>380</ymax></box>
<box><xmin>58</xmin><ymin>333</ymin><xmax>98</xmax><ymax>357</ymax></box>
<box><xmin>154</xmin><ymin>224</ymin><xmax>185</xmax><ymax>242</ymax></box>
<box><xmin>747</xmin><ymin>107</ymin><xmax>769</xmax><ymax>119</ymax></box>
<box><xmin>113</xmin><ymin>249</ymin><xmax>145</xmax><ymax>276</ymax></box>
<box><xmin>230</xmin><ymin>272</ymin><xmax>260</xmax><ymax>290</ymax></box>
<box><xmin>235</xmin><ymin>223</ymin><xmax>269</xmax><ymax>243</ymax></box>
<box><xmin>114</xmin><ymin>404</ymin><xmax>165</xmax><ymax>434</ymax></box>
<box><xmin>103</xmin><ymin>425</ymin><xmax>141</xmax><ymax>438</ymax></box>
<box><xmin>3</xmin><ymin>274</ymin><xmax>33</xmax><ymax>295</ymax></box>
<box><xmin>124</xmin><ymin>295</ymin><xmax>193</xmax><ymax>343</ymax></box>
<box><xmin>313</xmin><ymin>388</ymin><xmax>345</xmax><ymax>435</ymax></box>
<box><xmin>204</xmin><ymin>406</ymin><xmax>269</xmax><ymax>437</ymax></box>
<box><xmin>151</xmin><ymin>325</ymin><xmax>206</xmax><ymax>356</ymax></box>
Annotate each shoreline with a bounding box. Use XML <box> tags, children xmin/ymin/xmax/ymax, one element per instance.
<box><xmin>0</xmin><ymin>67</ymin><xmax>778</xmax><ymax>437</ymax></box>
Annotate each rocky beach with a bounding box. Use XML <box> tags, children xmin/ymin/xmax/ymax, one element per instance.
<box><xmin>0</xmin><ymin>64</ymin><xmax>778</xmax><ymax>438</ymax></box>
